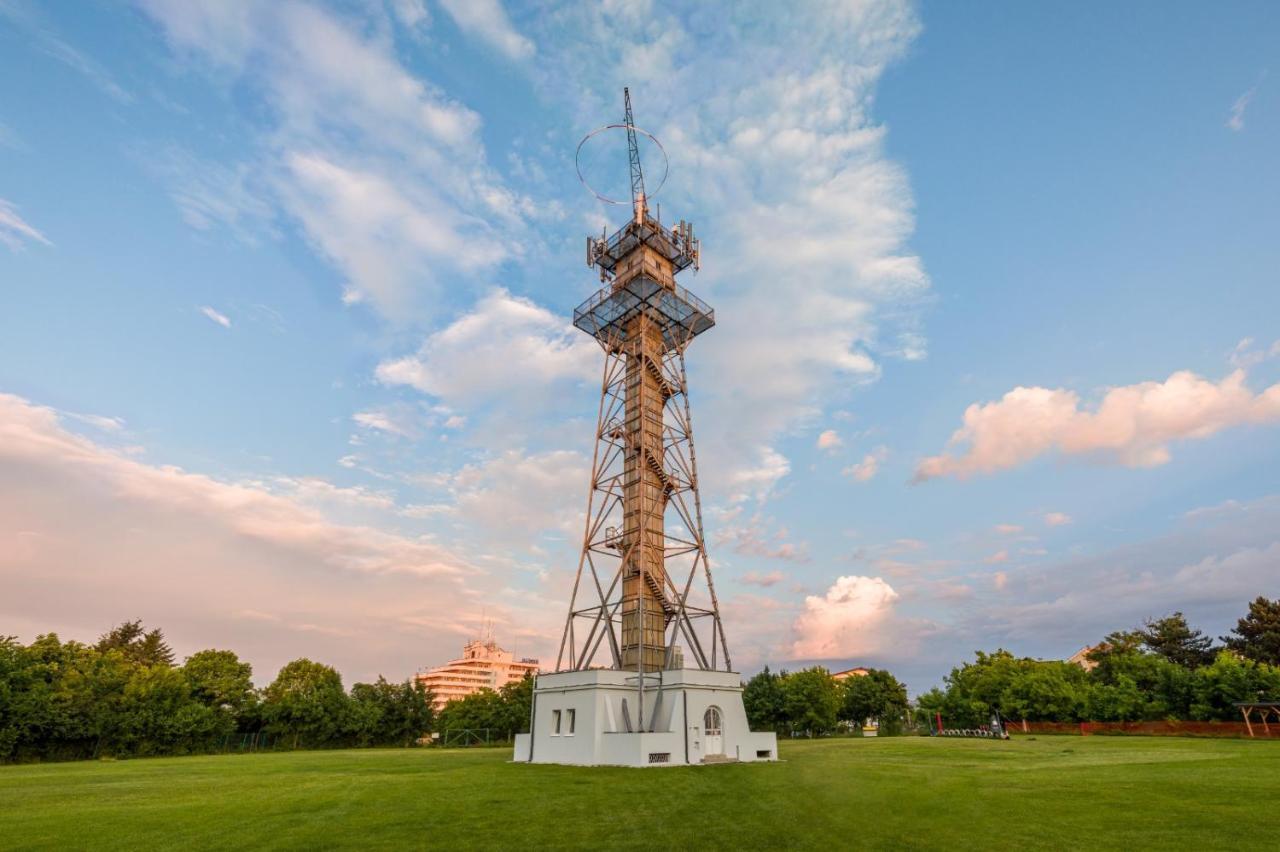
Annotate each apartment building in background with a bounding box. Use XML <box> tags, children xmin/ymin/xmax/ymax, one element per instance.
<box><xmin>416</xmin><ymin>637</ymin><xmax>540</xmax><ymax>710</ymax></box>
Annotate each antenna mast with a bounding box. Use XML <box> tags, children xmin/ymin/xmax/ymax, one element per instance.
<box><xmin>623</xmin><ymin>87</ymin><xmax>646</xmax><ymax>222</ymax></box>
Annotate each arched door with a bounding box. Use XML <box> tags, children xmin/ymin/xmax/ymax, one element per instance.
<box><xmin>703</xmin><ymin>706</ymin><xmax>723</xmax><ymax>756</ymax></box>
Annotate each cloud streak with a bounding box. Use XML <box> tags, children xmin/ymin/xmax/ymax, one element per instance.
<box><xmin>0</xmin><ymin>199</ymin><xmax>52</xmax><ymax>251</ymax></box>
<box><xmin>1227</xmin><ymin>75</ymin><xmax>1264</xmax><ymax>132</ymax></box>
<box><xmin>199</xmin><ymin>306</ymin><xmax>231</xmax><ymax>328</ymax></box>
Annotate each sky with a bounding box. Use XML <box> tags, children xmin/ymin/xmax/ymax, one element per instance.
<box><xmin>1</xmin><ymin>0</ymin><xmax>1278</xmax><ymax>694</ymax></box>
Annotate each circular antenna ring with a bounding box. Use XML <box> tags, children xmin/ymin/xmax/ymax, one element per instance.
<box><xmin>574</xmin><ymin>124</ymin><xmax>669</xmax><ymax>205</ymax></box>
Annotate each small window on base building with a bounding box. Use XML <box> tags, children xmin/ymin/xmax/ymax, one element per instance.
<box><xmin>551</xmin><ymin>709</ymin><xmax>562</xmax><ymax>735</ymax></box>
<box><xmin>566</xmin><ymin>709</ymin><xmax>576</xmax><ymax>735</ymax></box>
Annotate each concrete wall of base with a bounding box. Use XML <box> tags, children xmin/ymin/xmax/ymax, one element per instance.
<box><xmin>518</xmin><ymin>669</ymin><xmax>778</xmax><ymax>767</ymax></box>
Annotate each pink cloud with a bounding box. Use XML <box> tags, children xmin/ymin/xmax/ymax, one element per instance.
<box><xmin>0</xmin><ymin>393</ymin><xmax>557</xmax><ymax>685</ymax></box>
<box><xmin>790</xmin><ymin>575</ymin><xmax>898</xmax><ymax>658</ymax></box>
<box><xmin>915</xmin><ymin>369</ymin><xmax>1280</xmax><ymax>481</ymax></box>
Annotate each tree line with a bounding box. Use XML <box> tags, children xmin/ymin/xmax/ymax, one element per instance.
<box><xmin>917</xmin><ymin>599</ymin><xmax>1280</xmax><ymax>727</ymax></box>
<box><xmin>742</xmin><ymin>666</ymin><xmax>911</xmax><ymax>736</ymax></box>
<box><xmin>0</xmin><ymin>621</ymin><xmax>434</xmax><ymax>763</ymax></box>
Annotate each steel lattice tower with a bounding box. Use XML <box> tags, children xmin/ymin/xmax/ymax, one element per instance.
<box><xmin>557</xmin><ymin>90</ymin><xmax>728</xmax><ymax>697</ymax></box>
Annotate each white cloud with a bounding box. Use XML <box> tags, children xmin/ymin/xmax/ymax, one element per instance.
<box><xmin>1043</xmin><ymin>511</ymin><xmax>1072</xmax><ymax>527</ymax></box>
<box><xmin>525</xmin><ymin>1</ymin><xmax>928</xmax><ymax>509</ymax></box>
<box><xmin>725</xmin><ymin>446</ymin><xmax>791</xmax><ymax>504</ymax></box>
<box><xmin>0</xmin><ymin>199</ymin><xmax>52</xmax><ymax>251</ymax></box>
<box><xmin>816</xmin><ymin>429</ymin><xmax>843</xmax><ymax>451</ymax></box>
<box><xmin>1227</xmin><ymin>76</ymin><xmax>1264</xmax><ymax>132</ymax></box>
<box><xmin>844</xmin><ymin>446</ymin><xmax>888</xmax><ymax>482</ymax></box>
<box><xmin>390</xmin><ymin>0</ymin><xmax>430</xmax><ymax>32</ymax></box>
<box><xmin>352</xmin><ymin>406</ymin><xmax>420</xmax><ymax>440</ymax></box>
<box><xmin>439</xmin><ymin>0</ymin><xmax>533</xmax><ymax>60</ymax></box>
<box><xmin>983</xmin><ymin>549</ymin><xmax>1009</xmax><ymax>565</ymax></box>
<box><xmin>279</xmin><ymin>152</ymin><xmax>505</xmax><ymax>314</ymax></box>
<box><xmin>717</xmin><ymin>518</ymin><xmax>809</xmax><ymax>563</ymax></box>
<box><xmin>375</xmin><ymin>289</ymin><xmax>597</xmax><ymax>406</ymax></box>
<box><xmin>994</xmin><ymin>523</ymin><xmax>1023</xmax><ymax>535</ymax></box>
<box><xmin>790</xmin><ymin>575</ymin><xmax>899</xmax><ymax>659</ymax></box>
<box><xmin>448</xmin><ymin>448</ymin><xmax>589</xmax><ymax>542</ymax></box>
<box><xmin>1229</xmin><ymin>337</ymin><xmax>1280</xmax><ymax>369</ymax></box>
<box><xmin>140</xmin><ymin>0</ymin><xmax>525</xmax><ymax>320</ymax></box>
<box><xmin>199</xmin><ymin>305</ymin><xmax>231</xmax><ymax>328</ymax></box>
<box><xmin>915</xmin><ymin>369</ymin><xmax>1280</xmax><ymax>481</ymax></box>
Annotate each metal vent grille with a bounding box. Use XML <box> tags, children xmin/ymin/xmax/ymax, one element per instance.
<box><xmin>647</xmin><ymin>752</ymin><xmax>671</xmax><ymax>764</ymax></box>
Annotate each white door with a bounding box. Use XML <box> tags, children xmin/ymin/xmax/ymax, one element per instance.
<box><xmin>703</xmin><ymin>706</ymin><xmax>723</xmax><ymax>756</ymax></box>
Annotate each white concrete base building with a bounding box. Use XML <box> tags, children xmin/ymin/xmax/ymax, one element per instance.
<box><xmin>513</xmin><ymin>669</ymin><xmax>777</xmax><ymax>767</ymax></box>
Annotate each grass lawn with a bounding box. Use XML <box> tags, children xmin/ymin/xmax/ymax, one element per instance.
<box><xmin>2</xmin><ymin>735</ymin><xmax>1278</xmax><ymax>850</ymax></box>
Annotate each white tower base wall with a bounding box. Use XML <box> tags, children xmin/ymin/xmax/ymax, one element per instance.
<box><xmin>512</xmin><ymin>669</ymin><xmax>777</xmax><ymax>767</ymax></box>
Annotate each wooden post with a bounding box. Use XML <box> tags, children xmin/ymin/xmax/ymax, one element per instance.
<box><xmin>1241</xmin><ymin>705</ymin><xmax>1254</xmax><ymax>738</ymax></box>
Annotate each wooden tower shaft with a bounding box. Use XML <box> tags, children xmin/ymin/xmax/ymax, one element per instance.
<box><xmin>619</xmin><ymin>246</ymin><xmax>676</xmax><ymax>671</ymax></box>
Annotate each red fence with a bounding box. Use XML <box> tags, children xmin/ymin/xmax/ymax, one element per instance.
<box><xmin>1010</xmin><ymin>720</ymin><xmax>1277</xmax><ymax>738</ymax></box>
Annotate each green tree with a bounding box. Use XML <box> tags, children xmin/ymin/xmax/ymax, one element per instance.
<box><xmin>743</xmin><ymin>667</ymin><xmax>786</xmax><ymax>732</ymax></box>
<box><xmin>95</xmin><ymin>620</ymin><xmax>175</xmax><ymax>667</ymax></box>
<box><xmin>347</xmin><ymin>677</ymin><xmax>435</xmax><ymax>746</ymax></box>
<box><xmin>182</xmin><ymin>649</ymin><xmax>256</xmax><ymax>742</ymax></box>
<box><xmin>1139</xmin><ymin>612</ymin><xmax>1215</xmax><ymax>669</ymax></box>
<box><xmin>1189</xmin><ymin>650</ymin><xmax>1280</xmax><ymax>720</ymax></box>
<box><xmin>114</xmin><ymin>664</ymin><xmax>221</xmax><ymax>756</ymax></box>
<box><xmin>261</xmin><ymin>659</ymin><xmax>349</xmax><ymax>748</ymax></box>
<box><xmin>782</xmin><ymin>667</ymin><xmax>840</xmax><ymax>736</ymax></box>
<box><xmin>435</xmin><ymin>689</ymin><xmax>507</xmax><ymax>740</ymax></box>
<box><xmin>183</xmin><ymin>650</ymin><xmax>256</xmax><ymax>719</ymax></box>
<box><xmin>998</xmin><ymin>663</ymin><xmax>1090</xmax><ymax>722</ymax></box>
<box><xmin>498</xmin><ymin>674</ymin><xmax>532</xmax><ymax>736</ymax></box>
<box><xmin>839</xmin><ymin>669</ymin><xmax>909</xmax><ymax>729</ymax></box>
<box><xmin>1221</xmin><ymin>597</ymin><xmax>1280</xmax><ymax>665</ymax></box>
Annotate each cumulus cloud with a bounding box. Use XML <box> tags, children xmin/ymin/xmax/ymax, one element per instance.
<box><xmin>790</xmin><ymin>575</ymin><xmax>900</xmax><ymax>659</ymax></box>
<box><xmin>1043</xmin><ymin>511</ymin><xmax>1072</xmax><ymax>527</ymax></box>
<box><xmin>199</xmin><ymin>305</ymin><xmax>231</xmax><ymax>328</ymax></box>
<box><xmin>994</xmin><ymin>523</ymin><xmax>1023</xmax><ymax>535</ymax></box>
<box><xmin>375</xmin><ymin>289</ymin><xmax>598</xmax><ymax>419</ymax></box>
<box><xmin>439</xmin><ymin>0</ymin><xmax>533</xmax><ymax>60</ymax></box>
<box><xmin>844</xmin><ymin>446</ymin><xmax>888</xmax><ymax>482</ymax></box>
<box><xmin>915</xmin><ymin>369</ymin><xmax>1280</xmax><ymax>481</ymax></box>
<box><xmin>0</xmin><ymin>199</ymin><xmax>52</xmax><ymax>251</ymax></box>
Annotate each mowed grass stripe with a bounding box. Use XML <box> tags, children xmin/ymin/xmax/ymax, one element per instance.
<box><xmin>2</xmin><ymin>736</ymin><xmax>1277</xmax><ymax>850</ymax></box>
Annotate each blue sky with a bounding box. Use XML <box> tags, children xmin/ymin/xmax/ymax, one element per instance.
<box><xmin>2</xmin><ymin>0</ymin><xmax>1277</xmax><ymax>692</ymax></box>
